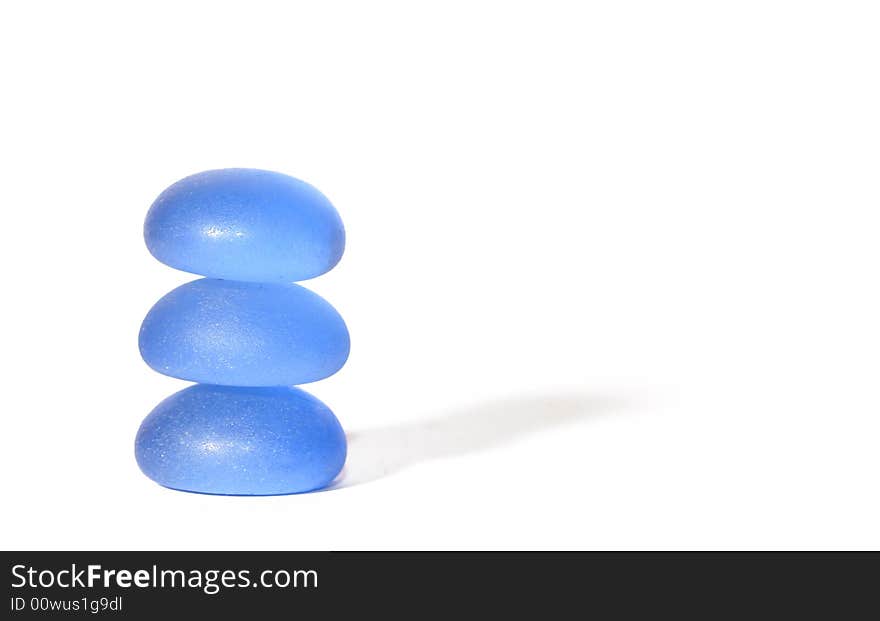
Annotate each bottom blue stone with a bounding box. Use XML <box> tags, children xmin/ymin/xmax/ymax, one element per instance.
<box><xmin>136</xmin><ymin>384</ymin><xmax>346</xmax><ymax>495</ymax></box>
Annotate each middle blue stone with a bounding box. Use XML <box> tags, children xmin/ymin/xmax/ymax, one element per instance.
<box><xmin>139</xmin><ymin>278</ymin><xmax>350</xmax><ymax>386</ymax></box>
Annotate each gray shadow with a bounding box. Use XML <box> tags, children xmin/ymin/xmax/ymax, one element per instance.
<box><xmin>331</xmin><ymin>392</ymin><xmax>635</xmax><ymax>489</ymax></box>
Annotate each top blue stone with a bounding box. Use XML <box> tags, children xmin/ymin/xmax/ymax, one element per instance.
<box><xmin>145</xmin><ymin>169</ymin><xmax>345</xmax><ymax>283</ymax></box>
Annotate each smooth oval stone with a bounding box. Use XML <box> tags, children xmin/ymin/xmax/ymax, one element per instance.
<box><xmin>136</xmin><ymin>384</ymin><xmax>346</xmax><ymax>495</ymax></box>
<box><xmin>144</xmin><ymin>169</ymin><xmax>345</xmax><ymax>283</ymax></box>
<box><xmin>139</xmin><ymin>278</ymin><xmax>350</xmax><ymax>386</ymax></box>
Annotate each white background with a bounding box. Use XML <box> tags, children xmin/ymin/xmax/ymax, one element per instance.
<box><xmin>1</xmin><ymin>1</ymin><xmax>878</xmax><ymax>550</ymax></box>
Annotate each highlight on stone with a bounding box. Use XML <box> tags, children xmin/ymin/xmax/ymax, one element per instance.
<box><xmin>137</xmin><ymin>169</ymin><xmax>348</xmax><ymax>495</ymax></box>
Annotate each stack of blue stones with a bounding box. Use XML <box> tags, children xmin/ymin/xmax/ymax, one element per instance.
<box><xmin>136</xmin><ymin>169</ymin><xmax>349</xmax><ymax>495</ymax></box>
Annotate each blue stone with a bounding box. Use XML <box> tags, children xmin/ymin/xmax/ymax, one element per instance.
<box><xmin>144</xmin><ymin>169</ymin><xmax>345</xmax><ymax>283</ymax></box>
<box><xmin>139</xmin><ymin>278</ymin><xmax>350</xmax><ymax>386</ymax></box>
<box><xmin>136</xmin><ymin>384</ymin><xmax>346</xmax><ymax>495</ymax></box>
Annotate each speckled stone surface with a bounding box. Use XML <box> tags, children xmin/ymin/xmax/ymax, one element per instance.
<box><xmin>139</xmin><ymin>278</ymin><xmax>350</xmax><ymax>386</ymax></box>
<box><xmin>135</xmin><ymin>384</ymin><xmax>347</xmax><ymax>495</ymax></box>
<box><xmin>144</xmin><ymin>169</ymin><xmax>345</xmax><ymax>283</ymax></box>
<box><xmin>139</xmin><ymin>169</ymin><xmax>349</xmax><ymax>495</ymax></box>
